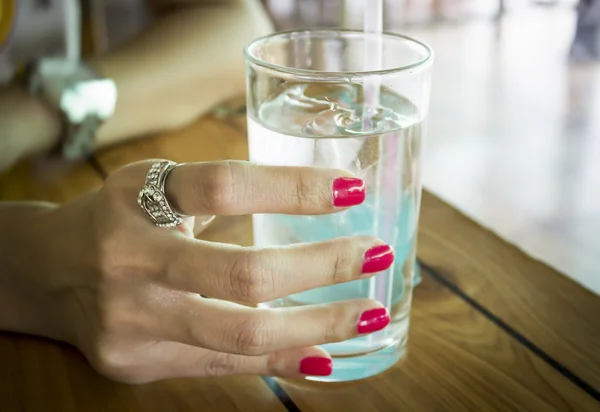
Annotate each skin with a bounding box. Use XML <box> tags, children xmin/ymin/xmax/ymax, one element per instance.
<box><xmin>0</xmin><ymin>0</ymin><xmax>273</xmax><ymax>171</ymax></box>
<box><xmin>0</xmin><ymin>1</ymin><xmax>393</xmax><ymax>382</ymax></box>
<box><xmin>0</xmin><ymin>160</ymin><xmax>392</xmax><ymax>382</ymax></box>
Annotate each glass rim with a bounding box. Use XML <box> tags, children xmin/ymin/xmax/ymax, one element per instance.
<box><xmin>244</xmin><ymin>28</ymin><xmax>433</xmax><ymax>77</ymax></box>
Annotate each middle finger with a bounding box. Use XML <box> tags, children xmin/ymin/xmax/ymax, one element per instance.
<box><xmin>163</xmin><ymin>237</ymin><xmax>394</xmax><ymax>302</ymax></box>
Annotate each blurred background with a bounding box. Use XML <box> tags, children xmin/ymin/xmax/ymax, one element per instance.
<box><xmin>258</xmin><ymin>0</ymin><xmax>600</xmax><ymax>294</ymax></box>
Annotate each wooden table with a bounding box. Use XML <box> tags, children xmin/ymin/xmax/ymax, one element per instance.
<box><xmin>1</xmin><ymin>100</ymin><xmax>599</xmax><ymax>412</ymax></box>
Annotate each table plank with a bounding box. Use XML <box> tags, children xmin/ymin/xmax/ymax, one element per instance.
<box><xmin>277</xmin><ymin>273</ymin><xmax>599</xmax><ymax>412</ymax></box>
<box><xmin>0</xmin><ymin>159</ymin><xmax>102</xmax><ymax>202</ymax></box>
<box><xmin>92</xmin><ymin>115</ymin><xmax>249</xmax><ymax>171</ymax></box>
<box><xmin>0</xmin><ymin>333</ymin><xmax>286</xmax><ymax>412</ymax></box>
<box><xmin>418</xmin><ymin>192</ymin><xmax>600</xmax><ymax>389</ymax></box>
<box><xmin>215</xmin><ymin>98</ymin><xmax>600</xmax><ymax>394</ymax></box>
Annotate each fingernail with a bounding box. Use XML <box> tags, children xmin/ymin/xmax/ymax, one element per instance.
<box><xmin>362</xmin><ymin>245</ymin><xmax>394</xmax><ymax>274</ymax></box>
<box><xmin>357</xmin><ymin>308</ymin><xmax>390</xmax><ymax>334</ymax></box>
<box><xmin>299</xmin><ymin>357</ymin><xmax>333</xmax><ymax>376</ymax></box>
<box><xmin>332</xmin><ymin>177</ymin><xmax>366</xmax><ymax>207</ymax></box>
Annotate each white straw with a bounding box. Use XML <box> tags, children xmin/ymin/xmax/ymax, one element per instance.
<box><xmin>362</xmin><ymin>0</ymin><xmax>383</xmax><ymax>115</ymax></box>
<box><xmin>363</xmin><ymin>0</ymin><xmax>387</xmax><ymax>310</ymax></box>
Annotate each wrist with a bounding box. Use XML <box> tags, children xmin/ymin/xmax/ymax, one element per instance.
<box><xmin>26</xmin><ymin>58</ymin><xmax>118</xmax><ymax>160</ymax></box>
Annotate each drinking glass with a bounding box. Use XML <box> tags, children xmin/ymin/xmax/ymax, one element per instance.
<box><xmin>245</xmin><ymin>29</ymin><xmax>433</xmax><ymax>382</ymax></box>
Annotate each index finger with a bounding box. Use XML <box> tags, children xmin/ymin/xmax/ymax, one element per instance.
<box><xmin>164</xmin><ymin>160</ymin><xmax>365</xmax><ymax>216</ymax></box>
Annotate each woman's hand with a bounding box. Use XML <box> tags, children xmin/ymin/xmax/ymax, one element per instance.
<box><xmin>0</xmin><ymin>160</ymin><xmax>393</xmax><ymax>383</ymax></box>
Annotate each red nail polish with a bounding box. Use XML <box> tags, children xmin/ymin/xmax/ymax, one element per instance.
<box><xmin>332</xmin><ymin>177</ymin><xmax>365</xmax><ymax>207</ymax></box>
<box><xmin>357</xmin><ymin>308</ymin><xmax>390</xmax><ymax>334</ymax></box>
<box><xmin>299</xmin><ymin>357</ymin><xmax>333</xmax><ymax>376</ymax></box>
<box><xmin>362</xmin><ymin>245</ymin><xmax>394</xmax><ymax>274</ymax></box>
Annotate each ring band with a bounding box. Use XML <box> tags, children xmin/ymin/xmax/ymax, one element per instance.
<box><xmin>138</xmin><ymin>160</ymin><xmax>186</xmax><ymax>227</ymax></box>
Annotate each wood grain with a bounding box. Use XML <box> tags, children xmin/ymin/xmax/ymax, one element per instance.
<box><xmin>92</xmin><ymin>114</ymin><xmax>249</xmax><ymax>172</ymax></box>
<box><xmin>0</xmin><ymin>333</ymin><xmax>286</xmax><ymax>412</ymax></box>
<box><xmin>418</xmin><ymin>192</ymin><xmax>600</xmax><ymax>389</ymax></box>
<box><xmin>0</xmin><ymin>159</ymin><xmax>101</xmax><ymax>203</ymax></box>
<box><xmin>277</xmin><ymin>273</ymin><xmax>600</xmax><ymax>412</ymax></box>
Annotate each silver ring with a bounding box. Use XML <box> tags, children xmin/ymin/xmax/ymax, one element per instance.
<box><xmin>137</xmin><ymin>161</ymin><xmax>186</xmax><ymax>227</ymax></box>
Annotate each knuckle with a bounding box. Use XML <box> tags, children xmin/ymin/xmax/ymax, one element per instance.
<box><xmin>99</xmin><ymin>182</ymin><xmax>122</xmax><ymax>212</ymax></box>
<box><xmin>232</xmin><ymin>316</ymin><xmax>274</xmax><ymax>356</ymax></box>
<box><xmin>96</xmin><ymin>241</ymin><xmax>131</xmax><ymax>282</ymax></box>
<box><xmin>97</xmin><ymin>305</ymin><xmax>121</xmax><ymax>332</ymax></box>
<box><xmin>323</xmin><ymin>307</ymin><xmax>346</xmax><ymax>343</ymax></box>
<box><xmin>265</xmin><ymin>352</ymin><xmax>282</xmax><ymax>376</ymax></box>
<box><xmin>316</xmin><ymin>178</ymin><xmax>333</xmax><ymax>207</ymax></box>
<box><xmin>97</xmin><ymin>303</ymin><xmax>128</xmax><ymax>333</ymax></box>
<box><xmin>204</xmin><ymin>353</ymin><xmax>237</xmax><ymax>377</ymax></box>
<box><xmin>97</xmin><ymin>243</ymin><xmax>160</xmax><ymax>286</ymax></box>
<box><xmin>103</xmin><ymin>170</ymin><xmax>127</xmax><ymax>195</ymax></box>
<box><xmin>331</xmin><ymin>239</ymin><xmax>357</xmax><ymax>284</ymax></box>
<box><xmin>96</xmin><ymin>293</ymin><xmax>142</xmax><ymax>334</ymax></box>
<box><xmin>293</xmin><ymin>171</ymin><xmax>316</xmax><ymax>210</ymax></box>
<box><xmin>90</xmin><ymin>343</ymin><xmax>136</xmax><ymax>383</ymax></box>
<box><xmin>229</xmin><ymin>250</ymin><xmax>275</xmax><ymax>302</ymax></box>
<box><xmin>292</xmin><ymin>170</ymin><xmax>330</xmax><ymax>210</ymax></box>
<box><xmin>102</xmin><ymin>165</ymin><xmax>146</xmax><ymax>210</ymax></box>
<box><xmin>94</xmin><ymin>202</ymin><xmax>161</xmax><ymax>284</ymax></box>
<box><xmin>197</xmin><ymin>161</ymin><xmax>238</xmax><ymax>213</ymax></box>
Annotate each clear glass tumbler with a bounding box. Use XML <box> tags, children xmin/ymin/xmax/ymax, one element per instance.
<box><xmin>245</xmin><ymin>29</ymin><xmax>433</xmax><ymax>382</ymax></box>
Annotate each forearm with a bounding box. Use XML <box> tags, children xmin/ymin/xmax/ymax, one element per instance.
<box><xmin>89</xmin><ymin>0</ymin><xmax>273</xmax><ymax>147</ymax></box>
<box><xmin>0</xmin><ymin>0</ymin><xmax>272</xmax><ymax>172</ymax></box>
<box><xmin>0</xmin><ymin>85</ymin><xmax>61</xmax><ymax>171</ymax></box>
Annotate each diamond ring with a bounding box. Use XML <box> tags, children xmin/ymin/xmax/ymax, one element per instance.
<box><xmin>137</xmin><ymin>161</ymin><xmax>186</xmax><ymax>227</ymax></box>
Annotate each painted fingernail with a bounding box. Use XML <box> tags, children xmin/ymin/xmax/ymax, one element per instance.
<box><xmin>357</xmin><ymin>308</ymin><xmax>390</xmax><ymax>334</ymax></box>
<box><xmin>362</xmin><ymin>245</ymin><xmax>394</xmax><ymax>274</ymax></box>
<box><xmin>332</xmin><ymin>177</ymin><xmax>366</xmax><ymax>207</ymax></box>
<box><xmin>299</xmin><ymin>357</ymin><xmax>333</xmax><ymax>376</ymax></box>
